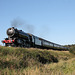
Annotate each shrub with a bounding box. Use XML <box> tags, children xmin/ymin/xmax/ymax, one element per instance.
<box><xmin>19</xmin><ymin>50</ymin><xmax>58</xmax><ymax>68</ymax></box>
<box><xmin>69</xmin><ymin>47</ymin><xmax>75</xmax><ymax>55</ymax></box>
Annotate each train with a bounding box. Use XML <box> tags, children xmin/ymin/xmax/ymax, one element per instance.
<box><xmin>2</xmin><ymin>27</ymin><xmax>69</xmax><ymax>50</ymax></box>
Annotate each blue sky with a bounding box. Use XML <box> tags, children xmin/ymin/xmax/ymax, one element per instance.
<box><xmin>0</xmin><ymin>0</ymin><xmax>75</xmax><ymax>45</ymax></box>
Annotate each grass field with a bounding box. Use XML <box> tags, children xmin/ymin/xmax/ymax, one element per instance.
<box><xmin>0</xmin><ymin>46</ymin><xmax>75</xmax><ymax>75</ymax></box>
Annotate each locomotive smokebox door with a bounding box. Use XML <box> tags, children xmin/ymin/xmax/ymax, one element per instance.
<box><xmin>7</xmin><ymin>28</ymin><xmax>15</xmax><ymax>37</ymax></box>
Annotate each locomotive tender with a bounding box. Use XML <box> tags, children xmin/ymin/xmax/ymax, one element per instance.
<box><xmin>2</xmin><ymin>27</ymin><xmax>68</xmax><ymax>50</ymax></box>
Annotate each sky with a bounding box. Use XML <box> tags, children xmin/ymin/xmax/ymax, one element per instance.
<box><xmin>0</xmin><ymin>0</ymin><xmax>75</xmax><ymax>45</ymax></box>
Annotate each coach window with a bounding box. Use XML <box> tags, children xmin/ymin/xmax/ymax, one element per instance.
<box><xmin>32</xmin><ymin>36</ymin><xmax>34</xmax><ymax>43</ymax></box>
<box><xmin>50</xmin><ymin>43</ymin><xmax>53</xmax><ymax>46</ymax></box>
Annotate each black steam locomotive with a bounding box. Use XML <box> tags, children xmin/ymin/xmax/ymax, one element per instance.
<box><xmin>2</xmin><ymin>27</ymin><xmax>68</xmax><ymax>50</ymax></box>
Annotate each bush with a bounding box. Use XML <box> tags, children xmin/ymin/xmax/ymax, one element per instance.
<box><xmin>19</xmin><ymin>50</ymin><xmax>58</xmax><ymax>68</ymax></box>
<box><xmin>69</xmin><ymin>47</ymin><xmax>75</xmax><ymax>55</ymax></box>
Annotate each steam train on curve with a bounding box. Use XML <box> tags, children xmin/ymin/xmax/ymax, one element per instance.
<box><xmin>2</xmin><ymin>27</ymin><xmax>68</xmax><ymax>50</ymax></box>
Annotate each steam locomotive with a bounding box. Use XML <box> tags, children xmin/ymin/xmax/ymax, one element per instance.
<box><xmin>2</xmin><ymin>27</ymin><xmax>68</xmax><ymax>50</ymax></box>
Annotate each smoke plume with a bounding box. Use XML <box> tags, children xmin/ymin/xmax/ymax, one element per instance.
<box><xmin>11</xmin><ymin>17</ymin><xmax>35</xmax><ymax>33</ymax></box>
<box><xmin>11</xmin><ymin>18</ymin><xmax>24</xmax><ymax>27</ymax></box>
<box><xmin>11</xmin><ymin>17</ymin><xmax>50</xmax><ymax>38</ymax></box>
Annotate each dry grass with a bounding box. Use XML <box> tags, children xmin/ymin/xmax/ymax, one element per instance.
<box><xmin>0</xmin><ymin>46</ymin><xmax>75</xmax><ymax>75</ymax></box>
